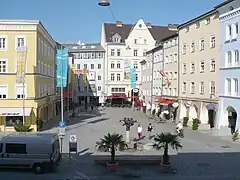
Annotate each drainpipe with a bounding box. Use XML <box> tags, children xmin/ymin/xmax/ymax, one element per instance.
<box><xmin>150</xmin><ymin>50</ymin><xmax>154</xmax><ymax>110</ymax></box>
<box><xmin>177</xmin><ymin>34</ymin><xmax>182</xmax><ymax>120</ymax></box>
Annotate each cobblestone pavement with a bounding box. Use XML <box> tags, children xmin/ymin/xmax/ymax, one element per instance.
<box><xmin>2</xmin><ymin>107</ymin><xmax>240</xmax><ymax>180</ymax></box>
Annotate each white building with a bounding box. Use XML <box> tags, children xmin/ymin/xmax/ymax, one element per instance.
<box><xmin>101</xmin><ymin>19</ymin><xmax>176</xmax><ymax>99</ymax></box>
<box><xmin>64</xmin><ymin>43</ymin><xmax>105</xmax><ymax>104</ymax></box>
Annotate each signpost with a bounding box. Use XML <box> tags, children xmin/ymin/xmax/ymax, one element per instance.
<box><xmin>58</xmin><ymin>121</ymin><xmax>66</xmax><ymax>154</ymax></box>
<box><xmin>69</xmin><ymin>134</ymin><xmax>78</xmax><ymax>154</ymax></box>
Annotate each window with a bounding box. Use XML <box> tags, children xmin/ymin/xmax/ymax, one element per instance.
<box><xmin>6</xmin><ymin>116</ymin><xmax>23</xmax><ymax>127</ymax></box>
<box><xmin>0</xmin><ymin>36</ymin><xmax>6</xmax><ymax>50</ymax></box>
<box><xmin>182</xmin><ymin>82</ymin><xmax>186</xmax><ymax>93</ymax></box>
<box><xmin>98</xmin><ymin>86</ymin><xmax>101</xmax><ymax>91</ymax></box>
<box><xmin>91</xmin><ymin>64</ymin><xmax>94</xmax><ymax>69</ymax></box>
<box><xmin>190</xmin><ymin>82</ymin><xmax>195</xmax><ymax>94</ymax></box>
<box><xmin>190</xmin><ymin>63</ymin><xmax>195</xmax><ymax>73</ymax></box>
<box><xmin>6</xmin><ymin>143</ymin><xmax>26</xmax><ymax>154</ymax></box>
<box><xmin>234</xmin><ymin>50</ymin><xmax>239</xmax><ymax>66</ymax></box>
<box><xmin>227</xmin><ymin>51</ymin><xmax>232</xmax><ymax>67</ymax></box>
<box><xmin>183</xmin><ymin>63</ymin><xmax>187</xmax><ymax>74</ymax></box>
<box><xmin>98</xmin><ymin>75</ymin><xmax>101</xmax><ymax>80</ymax></box>
<box><xmin>111</xmin><ymin>73</ymin><xmax>115</xmax><ymax>81</ymax></box>
<box><xmin>77</xmin><ymin>64</ymin><xmax>80</xmax><ymax>69</ymax></box>
<box><xmin>16</xmin><ymin>36</ymin><xmax>25</xmax><ymax>49</ymax></box>
<box><xmin>174</xmin><ymin>54</ymin><xmax>177</xmax><ymax>62</ymax></box>
<box><xmin>0</xmin><ymin>143</ymin><xmax>2</xmax><ymax>153</ymax></box>
<box><xmin>210</xmin><ymin>59</ymin><xmax>216</xmax><ymax>72</ymax></box>
<box><xmin>233</xmin><ymin>79</ymin><xmax>238</xmax><ymax>96</ymax></box>
<box><xmin>117</xmin><ymin>61</ymin><xmax>120</xmax><ymax>68</ymax></box>
<box><xmin>190</xmin><ymin>42</ymin><xmax>195</xmax><ymax>53</ymax></box>
<box><xmin>0</xmin><ymin>85</ymin><xmax>8</xmax><ymax>99</ymax></box>
<box><xmin>200</xmin><ymin>61</ymin><xmax>204</xmax><ymax>72</ymax></box>
<box><xmin>111</xmin><ymin>49</ymin><xmax>115</xmax><ymax>56</ymax></box>
<box><xmin>117</xmin><ymin>73</ymin><xmax>120</xmax><ymax>81</ymax></box>
<box><xmin>111</xmin><ymin>62</ymin><xmax>115</xmax><ymax>68</ymax></box>
<box><xmin>113</xmin><ymin>36</ymin><xmax>120</xmax><ymax>43</ymax></box>
<box><xmin>133</xmin><ymin>49</ymin><xmax>138</xmax><ymax>56</ymax></box>
<box><xmin>226</xmin><ymin>25</ymin><xmax>232</xmax><ymax>40</ymax></box>
<box><xmin>233</xmin><ymin>23</ymin><xmax>239</xmax><ymax>39</ymax></box>
<box><xmin>134</xmin><ymin>39</ymin><xmax>137</xmax><ymax>44</ymax></box>
<box><xmin>143</xmin><ymin>51</ymin><xmax>147</xmax><ymax>56</ymax></box>
<box><xmin>84</xmin><ymin>64</ymin><xmax>87</xmax><ymax>69</ymax></box>
<box><xmin>182</xmin><ymin>44</ymin><xmax>186</xmax><ymax>54</ymax></box>
<box><xmin>136</xmin><ymin>73</ymin><xmax>138</xmax><ymax>81</ymax></box>
<box><xmin>117</xmin><ymin>49</ymin><xmax>121</xmax><ymax>56</ymax></box>
<box><xmin>200</xmin><ymin>39</ymin><xmax>204</xmax><ymax>51</ymax></box>
<box><xmin>0</xmin><ymin>59</ymin><xmax>7</xmax><ymax>73</ymax></box>
<box><xmin>226</xmin><ymin>78</ymin><xmax>231</xmax><ymax>95</ymax></box>
<box><xmin>15</xmin><ymin>84</ymin><xmax>27</xmax><ymax>99</ymax></box>
<box><xmin>174</xmin><ymin>72</ymin><xmax>177</xmax><ymax>79</ymax></box>
<box><xmin>210</xmin><ymin>36</ymin><xmax>216</xmax><ymax>48</ymax></box>
<box><xmin>144</xmin><ymin>39</ymin><xmax>147</xmax><ymax>44</ymax></box>
<box><xmin>98</xmin><ymin>64</ymin><xmax>101</xmax><ymax>69</ymax></box>
<box><xmin>210</xmin><ymin>81</ymin><xmax>215</xmax><ymax>95</ymax></box>
<box><xmin>133</xmin><ymin>61</ymin><xmax>138</xmax><ymax>69</ymax></box>
<box><xmin>200</xmin><ymin>82</ymin><xmax>204</xmax><ymax>94</ymax></box>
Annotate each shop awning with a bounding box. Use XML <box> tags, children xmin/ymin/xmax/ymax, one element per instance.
<box><xmin>156</xmin><ymin>98</ymin><xmax>175</xmax><ymax>105</ymax></box>
<box><xmin>105</xmin><ymin>93</ymin><xmax>127</xmax><ymax>99</ymax></box>
<box><xmin>0</xmin><ymin>108</ymin><xmax>32</xmax><ymax>116</ymax></box>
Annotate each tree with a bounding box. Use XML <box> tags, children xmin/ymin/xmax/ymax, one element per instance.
<box><xmin>96</xmin><ymin>133</ymin><xmax>126</xmax><ymax>164</ymax></box>
<box><xmin>14</xmin><ymin>124</ymin><xmax>34</xmax><ymax>132</ymax></box>
<box><xmin>153</xmin><ymin>132</ymin><xmax>182</xmax><ymax>165</ymax></box>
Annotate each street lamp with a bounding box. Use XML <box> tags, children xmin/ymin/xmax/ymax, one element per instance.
<box><xmin>119</xmin><ymin>117</ymin><xmax>137</xmax><ymax>143</ymax></box>
<box><xmin>98</xmin><ymin>0</ymin><xmax>110</xmax><ymax>6</ymax></box>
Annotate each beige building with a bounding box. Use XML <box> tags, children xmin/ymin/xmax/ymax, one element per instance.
<box><xmin>178</xmin><ymin>9</ymin><xmax>220</xmax><ymax>128</ymax></box>
<box><xmin>0</xmin><ymin>20</ymin><xmax>56</xmax><ymax>132</ymax></box>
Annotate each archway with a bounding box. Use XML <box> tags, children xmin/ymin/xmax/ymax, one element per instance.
<box><xmin>201</xmin><ymin>105</ymin><xmax>209</xmax><ymax>124</ymax></box>
<box><xmin>226</xmin><ymin>106</ymin><xmax>237</xmax><ymax>134</ymax></box>
<box><xmin>179</xmin><ymin>103</ymin><xmax>187</xmax><ymax>119</ymax></box>
<box><xmin>189</xmin><ymin>104</ymin><xmax>198</xmax><ymax>121</ymax></box>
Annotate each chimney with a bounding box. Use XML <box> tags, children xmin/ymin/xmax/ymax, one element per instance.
<box><xmin>116</xmin><ymin>21</ymin><xmax>123</xmax><ymax>27</ymax></box>
<box><xmin>146</xmin><ymin>22</ymin><xmax>152</xmax><ymax>28</ymax></box>
<box><xmin>168</xmin><ymin>24</ymin><xmax>178</xmax><ymax>31</ymax></box>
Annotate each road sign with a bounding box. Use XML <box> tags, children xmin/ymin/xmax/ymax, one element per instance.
<box><xmin>59</xmin><ymin>121</ymin><xmax>66</xmax><ymax>136</ymax></box>
<box><xmin>69</xmin><ymin>135</ymin><xmax>77</xmax><ymax>143</ymax></box>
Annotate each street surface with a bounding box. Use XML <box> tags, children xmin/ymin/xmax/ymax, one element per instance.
<box><xmin>2</xmin><ymin>107</ymin><xmax>240</xmax><ymax>180</ymax></box>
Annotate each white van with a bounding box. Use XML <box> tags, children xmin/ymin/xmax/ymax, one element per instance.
<box><xmin>0</xmin><ymin>132</ymin><xmax>61</xmax><ymax>174</ymax></box>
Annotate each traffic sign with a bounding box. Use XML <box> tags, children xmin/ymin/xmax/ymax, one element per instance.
<box><xmin>69</xmin><ymin>135</ymin><xmax>77</xmax><ymax>143</ymax></box>
<box><xmin>59</xmin><ymin>121</ymin><xmax>66</xmax><ymax>128</ymax></box>
<box><xmin>59</xmin><ymin>121</ymin><xmax>66</xmax><ymax>136</ymax></box>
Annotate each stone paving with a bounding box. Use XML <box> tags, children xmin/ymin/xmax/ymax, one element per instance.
<box><xmin>2</xmin><ymin>107</ymin><xmax>240</xmax><ymax>180</ymax></box>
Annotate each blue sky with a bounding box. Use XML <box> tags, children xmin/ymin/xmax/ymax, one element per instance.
<box><xmin>1</xmin><ymin>0</ymin><xmax>223</xmax><ymax>43</ymax></box>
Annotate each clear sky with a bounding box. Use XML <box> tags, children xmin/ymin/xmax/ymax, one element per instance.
<box><xmin>1</xmin><ymin>0</ymin><xmax>223</xmax><ymax>43</ymax></box>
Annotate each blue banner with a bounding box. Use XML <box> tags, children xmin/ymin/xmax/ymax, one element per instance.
<box><xmin>56</xmin><ymin>49</ymin><xmax>68</xmax><ymax>87</ymax></box>
<box><xmin>130</xmin><ymin>68</ymin><xmax>136</xmax><ymax>89</ymax></box>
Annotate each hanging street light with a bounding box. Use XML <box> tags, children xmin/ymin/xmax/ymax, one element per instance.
<box><xmin>98</xmin><ymin>0</ymin><xmax>110</xmax><ymax>6</ymax></box>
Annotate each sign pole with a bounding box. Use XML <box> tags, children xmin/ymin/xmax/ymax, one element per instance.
<box><xmin>61</xmin><ymin>46</ymin><xmax>64</xmax><ymax>123</ymax></box>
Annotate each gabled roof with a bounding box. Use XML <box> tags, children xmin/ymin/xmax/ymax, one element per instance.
<box><xmin>104</xmin><ymin>22</ymin><xmax>177</xmax><ymax>43</ymax></box>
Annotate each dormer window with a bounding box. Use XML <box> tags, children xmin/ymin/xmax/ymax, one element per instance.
<box><xmin>112</xmin><ymin>33</ymin><xmax>121</xmax><ymax>43</ymax></box>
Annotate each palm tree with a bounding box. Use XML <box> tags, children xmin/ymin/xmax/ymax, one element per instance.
<box><xmin>14</xmin><ymin>124</ymin><xmax>34</xmax><ymax>132</ymax></box>
<box><xmin>153</xmin><ymin>132</ymin><xmax>182</xmax><ymax>165</ymax></box>
<box><xmin>96</xmin><ymin>133</ymin><xmax>126</xmax><ymax>164</ymax></box>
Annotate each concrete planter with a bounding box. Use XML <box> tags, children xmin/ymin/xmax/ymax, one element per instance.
<box><xmin>160</xmin><ymin>163</ymin><xmax>172</xmax><ymax>173</ymax></box>
<box><xmin>107</xmin><ymin>162</ymin><xmax>119</xmax><ymax>172</ymax></box>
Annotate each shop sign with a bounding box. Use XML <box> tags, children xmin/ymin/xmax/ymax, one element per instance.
<box><xmin>0</xmin><ymin>112</ymin><xmax>20</xmax><ymax>116</ymax></box>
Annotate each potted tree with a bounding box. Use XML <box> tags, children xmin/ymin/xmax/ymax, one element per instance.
<box><xmin>153</xmin><ymin>132</ymin><xmax>182</xmax><ymax>173</ymax></box>
<box><xmin>96</xmin><ymin>133</ymin><xmax>126</xmax><ymax>172</ymax></box>
<box><xmin>192</xmin><ymin>118</ymin><xmax>201</xmax><ymax>130</ymax></box>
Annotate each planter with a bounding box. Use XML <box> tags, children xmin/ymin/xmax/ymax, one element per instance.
<box><xmin>160</xmin><ymin>163</ymin><xmax>172</xmax><ymax>173</ymax></box>
<box><xmin>107</xmin><ymin>162</ymin><xmax>119</xmax><ymax>172</ymax></box>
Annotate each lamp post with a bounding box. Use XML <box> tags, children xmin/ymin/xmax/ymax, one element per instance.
<box><xmin>119</xmin><ymin>117</ymin><xmax>137</xmax><ymax>143</ymax></box>
<box><xmin>98</xmin><ymin>0</ymin><xmax>110</xmax><ymax>6</ymax></box>
<box><xmin>16</xmin><ymin>46</ymin><xmax>28</xmax><ymax>125</ymax></box>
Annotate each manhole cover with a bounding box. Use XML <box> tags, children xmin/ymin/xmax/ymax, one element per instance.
<box><xmin>197</xmin><ymin>163</ymin><xmax>210</xmax><ymax>167</ymax></box>
<box><xmin>221</xmin><ymin>145</ymin><xmax>231</xmax><ymax>148</ymax></box>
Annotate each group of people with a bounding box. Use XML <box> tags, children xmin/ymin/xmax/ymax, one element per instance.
<box><xmin>137</xmin><ymin>123</ymin><xmax>154</xmax><ymax>139</ymax></box>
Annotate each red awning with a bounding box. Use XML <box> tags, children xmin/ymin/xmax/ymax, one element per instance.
<box><xmin>105</xmin><ymin>93</ymin><xmax>127</xmax><ymax>99</ymax></box>
<box><xmin>156</xmin><ymin>98</ymin><xmax>175</xmax><ymax>105</ymax></box>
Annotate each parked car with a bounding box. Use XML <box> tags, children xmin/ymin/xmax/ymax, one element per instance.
<box><xmin>0</xmin><ymin>132</ymin><xmax>61</xmax><ymax>174</ymax></box>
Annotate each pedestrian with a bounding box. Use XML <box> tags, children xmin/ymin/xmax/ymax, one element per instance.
<box><xmin>137</xmin><ymin>124</ymin><xmax>143</xmax><ymax>139</ymax></box>
<box><xmin>147</xmin><ymin>123</ymin><xmax>153</xmax><ymax>139</ymax></box>
<box><xmin>91</xmin><ymin>104</ymin><xmax>94</xmax><ymax>111</ymax></box>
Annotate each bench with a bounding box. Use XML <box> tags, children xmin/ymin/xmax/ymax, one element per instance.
<box><xmin>94</xmin><ymin>155</ymin><xmax>161</xmax><ymax>165</ymax></box>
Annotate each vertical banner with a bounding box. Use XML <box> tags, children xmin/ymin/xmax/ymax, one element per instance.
<box><xmin>124</xmin><ymin>59</ymin><xmax>131</xmax><ymax>80</ymax></box>
<box><xmin>56</xmin><ymin>49</ymin><xmax>68</xmax><ymax>87</ymax></box>
<box><xmin>130</xmin><ymin>68</ymin><xmax>136</xmax><ymax>89</ymax></box>
<box><xmin>16</xmin><ymin>50</ymin><xmax>27</xmax><ymax>83</ymax></box>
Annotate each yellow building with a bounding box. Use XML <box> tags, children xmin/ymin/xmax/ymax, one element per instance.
<box><xmin>0</xmin><ymin>20</ymin><xmax>56</xmax><ymax>132</ymax></box>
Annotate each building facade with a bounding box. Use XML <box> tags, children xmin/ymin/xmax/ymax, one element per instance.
<box><xmin>0</xmin><ymin>20</ymin><xmax>56</xmax><ymax>132</ymax></box>
<box><xmin>178</xmin><ymin>9</ymin><xmax>220</xmax><ymax>129</ymax></box>
<box><xmin>101</xmin><ymin>19</ymin><xmax>176</xmax><ymax>100</ymax></box>
<box><xmin>64</xmin><ymin>43</ymin><xmax>105</xmax><ymax>105</ymax></box>
<box><xmin>216</xmin><ymin>0</ymin><xmax>240</xmax><ymax>134</ymax></box>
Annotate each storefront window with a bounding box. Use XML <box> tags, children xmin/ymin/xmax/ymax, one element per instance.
<box><xmin>6</xmin><ymin>116</ymin><xmax>23</xmax><ymax>127</ymax></box>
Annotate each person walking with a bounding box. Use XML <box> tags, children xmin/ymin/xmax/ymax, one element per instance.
<box><xmin>147</xmin><ymin>123</ymin><xmax>153</xmax><ymax>139</ymax></box>
<box><xmin>137</xmin><ymin>124</ymin><xmax>143</xmax><ymax>139</ymax></box>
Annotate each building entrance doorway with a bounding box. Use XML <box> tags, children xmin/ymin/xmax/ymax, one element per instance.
<box><xmin>226</xmin><ymin>106</ymin><xmax>237</xmax><ymax>134</ymax></box>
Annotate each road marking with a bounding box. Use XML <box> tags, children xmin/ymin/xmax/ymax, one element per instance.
<box><xmin>75</xmin><ymin>171</ymin><xmax>92</xmax><ymax>180</ymax></box>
